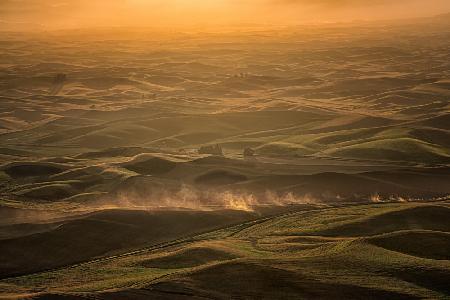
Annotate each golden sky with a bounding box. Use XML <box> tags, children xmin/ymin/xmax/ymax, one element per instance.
<box><xmin>1</xmin><ymin>0</ymin><xmax>450</xmax><ymax>30</ymax></box>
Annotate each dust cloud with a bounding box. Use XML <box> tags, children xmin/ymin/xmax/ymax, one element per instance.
<box><xmin>100</xmin><ymin>185</ymin><xmax>321</xmax><ymax>212</ymax></box>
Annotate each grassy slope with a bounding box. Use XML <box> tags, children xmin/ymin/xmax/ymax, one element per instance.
<box><xmin>1</xmin><ymin>201</ymin><xmax>449</xmax><ymax>299</ymax></box>
<box><xmin>0</xmin><ymin>209</ymin><xmax>257</xmax><ymax>278</ymax></box>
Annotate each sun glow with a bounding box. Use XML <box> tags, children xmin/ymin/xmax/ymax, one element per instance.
<box><xmin>1</xmin><ymin>0</ymin><xmax>450</xmax><ymax>31</ymax></box>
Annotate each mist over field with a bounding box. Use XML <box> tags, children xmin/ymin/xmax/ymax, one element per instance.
<box><xmin>0</xmin><ymin>1</ymin><xmax>449</xmax><ymax>299</ymax></box>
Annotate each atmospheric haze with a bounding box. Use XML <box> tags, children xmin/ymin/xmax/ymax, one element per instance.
<box><xmin>1</xmin><ymin>0</ymin><xmax>450</xmax><ymax>298</ymax></box>
<box><xmin>1</xmin><ymin>0</ymin><xmax>450</xmax><ymax>30</ymax></box>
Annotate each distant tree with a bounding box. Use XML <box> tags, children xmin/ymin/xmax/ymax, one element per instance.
<box><xmin>198</xmin><ymin>144</ymin><xmax>224</xmax><ymax>156</ymax></box>
<box><xmin>243</xmin><ymin>147</ymin><xmax>255</xmax><ymax>157</ymax></box>
<box><xmin>49</xmin><ymin>73</ymin><xmax>67</xmax><ymax>95</ymax></box>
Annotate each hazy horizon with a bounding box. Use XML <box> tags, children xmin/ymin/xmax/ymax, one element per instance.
<box><xmin>2</xmin><ymin>0</ymin><xmax>450</xmax><ymax>31</ymax></box>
